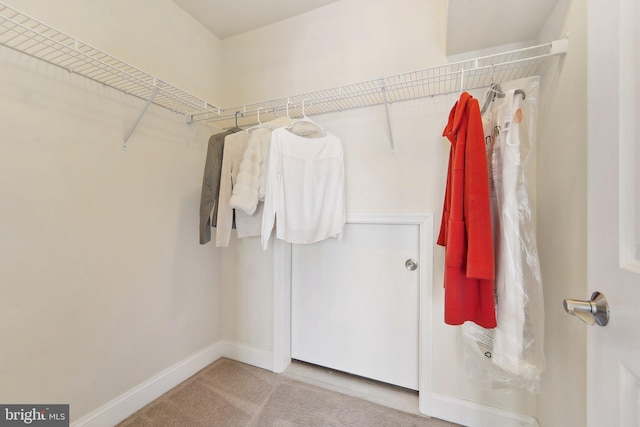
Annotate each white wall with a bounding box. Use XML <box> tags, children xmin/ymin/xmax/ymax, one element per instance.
<box><xmin>220</xmin><ymin>0</ymin><xmax>447</xmax><ymax>105</ymax></box>
<box><xmin>535</xmin><ymin>0</ymin><xmax>588</xmax><ymax>426</ymax></box>
<box><xmin>220</xmin><ymin>238</ymin><xmax>274</xmax><ymax>352</ymax></box>
<box><xmin>0</xmin><ymin>0</ymin><xmax>224</xmax><ymax>422</ymax></box>
<box><xmin>217</xmin><ymin>0</ymin><xmax>563</xmax><ymax>420</ymax></box>
<box><xmin>0</xmin><ymin>0</ymin><xmax>588</xmax><ymax>425</ymax></box>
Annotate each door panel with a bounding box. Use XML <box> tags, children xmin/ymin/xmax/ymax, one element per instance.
<box><xmin>587</xmin><ymin>0</ymin><xmax>640</xmax><ymax>424</ymax></box>
<box><xmin>291</xmin><ymin>222</ymin><xmax>420</xmax><ymax>390</ymax></box>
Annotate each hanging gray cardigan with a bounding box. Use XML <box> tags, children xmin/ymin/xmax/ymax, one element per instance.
<box><xmin>199</xmin><ymin>128</ymin><xmax>241</xmax><ymax>244</ymax></box>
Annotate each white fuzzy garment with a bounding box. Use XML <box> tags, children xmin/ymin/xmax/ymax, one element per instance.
<box><xmin>229</xmin><ymin>117</ymin><xmax>293</xmax><ymax>215</ymax></box>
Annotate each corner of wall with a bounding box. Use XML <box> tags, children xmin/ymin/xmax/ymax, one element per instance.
<box><xmin>72</xmin><ymin>343</ymin><xmax>227</xmax><ymax>427</ymax></box>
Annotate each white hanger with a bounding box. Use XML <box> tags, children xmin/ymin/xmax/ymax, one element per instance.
<box><xmin>288</xmin><ymin>99</ymin><xmax>310</xmax><ymax>125</ymax></box>
<box><xmin>286</xmin><ymin>100</ymin><xmax>325</xmax><ymax>136</ymax></box>
<box><xmin>245</xmin><ymin>107</ymin><xmax>264</xmax><ymax>132</ymax></box>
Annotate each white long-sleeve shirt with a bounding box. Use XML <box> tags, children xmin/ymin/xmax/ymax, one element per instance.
<box><xmin>261</xmin><ymin>127</ymin><xmax>345</xmax><ymax>249</ymax></box>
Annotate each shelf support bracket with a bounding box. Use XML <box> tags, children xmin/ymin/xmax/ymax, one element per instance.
<box><xmin>379</xmin><ymin>80</ymin><xmax>395</xmax><ymax>151</ymax></box>
<box><xmin>123</xmin><ymin>86</ymin><xmax>160</xmax><ymax>150</ymax></box>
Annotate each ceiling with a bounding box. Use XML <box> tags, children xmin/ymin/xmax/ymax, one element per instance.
<box><xmin>172</xmin><ymin>0</ymin><xmax>561</xmax><ymax>54</ymax></box>
<box><xmin>446</xmin><ymin>0</ymin><xmax>560</xmax><ymax>55</ymax></box>
<box><xmin>171</xmin><ymin>0</ymin><xmax>339</xmax><ymax>40</ymax></box>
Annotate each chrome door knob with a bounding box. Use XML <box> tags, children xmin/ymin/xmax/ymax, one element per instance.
<box><xmin>405</xmin><ymin>259</ymin><xmax>418</xmax><ymax>271</ymax></box>
<box><xmin>563</xmin><ymin>291</ymin><xmax>609</xmax><ymax>326</ymax></box>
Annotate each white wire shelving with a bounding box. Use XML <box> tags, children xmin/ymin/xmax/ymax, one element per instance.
<box><xmin>205</xmin><ymin>38</ymin><xmax>568</xmax><ymax>131</ymax></box>
<box><xmin>0</xmin><ymin>1</ymin><xmax>568</xmax><ymax>144</ymax></box>
<box><xmin>0</xmin><ymin>1</ymin><xmax>222</xmax><ymax>147</ymax></box>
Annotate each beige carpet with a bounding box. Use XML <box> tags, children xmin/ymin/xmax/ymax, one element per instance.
<box><xmin>117</xmin><ymin>358</ymin><xmax>461</xmax><ymax>427</ymax></box>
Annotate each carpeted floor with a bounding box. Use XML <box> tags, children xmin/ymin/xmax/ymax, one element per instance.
<box><xmin>117</xmin><ymin>358</ymin><xmax>461</xmax><ymax>426</ymax></box>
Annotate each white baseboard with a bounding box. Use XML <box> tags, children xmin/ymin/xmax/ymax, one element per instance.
<box><xmin>71</xmin><ymin>341</ymin><xmax>274</xmax><ymax>427</ymax></box>
<box><xmin>72</xmin><ymin>342</ymin><xmax>225</xmax><ymax>427</ymax></box>
<box><xmin>218</xmin><ymin>340</ymin><xmax>274</xmax><ymax>372</ymax></box>
<box><xmin>431</xmin><ymin>392</ymin><xmax>540</xmax><ymax>427</ymax></box>
<box><xmin>71</xmin><ymin>341</ymin><xmax>537</xmax><ymax>427</ymax></box>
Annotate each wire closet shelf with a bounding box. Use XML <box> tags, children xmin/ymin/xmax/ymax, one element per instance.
<box><xmin>0</xmin><ymin>2</ymin><xmax>222</xmax><ymax>118</ymax></box>
<box><xmin>0</xmin><ymin>1</ymin><xmax>567</xmax><ymax>132</ymax></box>
<box><xmin>192</xmin><ymin>37</ymin><xmax>567</xmax><ymax>129</ymax></box>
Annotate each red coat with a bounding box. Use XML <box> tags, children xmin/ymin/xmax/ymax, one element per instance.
<box><xmin>438</xmin><ymin>92</ymin><xmax>496</xmax><ymax>328</ymax></box>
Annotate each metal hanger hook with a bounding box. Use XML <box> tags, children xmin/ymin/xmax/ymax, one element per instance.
<box><xmin>235</xmin><ymin>111</ymin><xmax>243</xmax><ymax>127</ymax></box>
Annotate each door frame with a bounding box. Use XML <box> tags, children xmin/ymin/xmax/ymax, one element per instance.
<box><xmin>271</xmin><ymin>212</ymin><xmax>434</xmax><ymax>415</ymax></box>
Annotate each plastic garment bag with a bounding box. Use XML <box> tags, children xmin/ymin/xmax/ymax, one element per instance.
<box><xmin>462</xmin><ymin>76</ymin><xmax>545</xmax><ymax>393</ymax></box>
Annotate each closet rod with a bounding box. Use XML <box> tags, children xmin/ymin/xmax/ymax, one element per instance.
<box><xmin>194</xmin><ymin>38</ymin><xmax>568</xmax><ymax>129</ymax></box>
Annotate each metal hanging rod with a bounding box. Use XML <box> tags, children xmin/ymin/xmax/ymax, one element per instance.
<box><xmin>0</xmin><ymin>2</ymin><xmax>568</xmax><ymax>140</ymax></box>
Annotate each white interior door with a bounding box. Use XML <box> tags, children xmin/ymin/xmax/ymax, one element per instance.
<box><xmin>586</xmin><ymin>0</ymin><xmax>640</xmax><ymax>425</ymax></box>
<box><xmin>291</xmin><ymin>220</ymin><xmax>421</xmax><ymax>390</ymax></box>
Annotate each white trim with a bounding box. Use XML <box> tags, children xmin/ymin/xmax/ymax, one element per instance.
<box><xmin>272</xmin><ymin>212</ymin><xmax>434</xmax><ymax>415</ymax></box>
<box><xmin>219</xmin><ymin>341</ymin><xmax>274</xmax><ymax>371</ymax></box>
<box><xmin>70</xmin><ymin>335</ymin><xmax>536</xmax><ymax>427</ymax></box>
<box><xmin>431</xmin><ymin>392</ymin><xmax>540</xmax><ymax>427</ymax></box>
<box><xmin>72</xmin><ymin>342</ymin><xmax>225</xmax><ymax>427</ymax></box>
